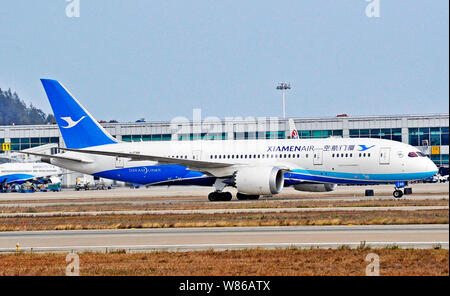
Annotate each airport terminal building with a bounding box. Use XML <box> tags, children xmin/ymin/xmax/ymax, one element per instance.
<box><xmin>1</xmin><ymin>113</ymin><xmax>448</xmax><ymax>186</ymax></box>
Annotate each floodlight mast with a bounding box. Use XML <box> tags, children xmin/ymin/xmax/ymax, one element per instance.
<box><xmin>276</xmin><ymin>82</ymin><xmax>291</xmax><ymax>119</ymax></box>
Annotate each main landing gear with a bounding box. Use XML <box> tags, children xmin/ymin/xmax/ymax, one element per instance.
<box><xmin>236</xmin><ymin>193</ymin><xmax>260</xmax><ymax>200</ymax></box>
<box><xmin>208</xmin><ymin>191</ymin><xmax>232</xmax><ymax>202</ymax></box>
<box><xmin>207</xmin><ymin>191</ymin><xmax>261</xmax><ymax>201</ymax></box>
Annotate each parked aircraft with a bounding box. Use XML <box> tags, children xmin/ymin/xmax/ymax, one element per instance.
<box><xmin>0</xmin><ymin>162</ymin><xmax>62</xmax><ymax>191</ymax></box>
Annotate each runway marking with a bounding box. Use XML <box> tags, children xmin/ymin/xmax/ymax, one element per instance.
<box><xmin>0</xmin><ymin>241</ymin><xmax>447</xmax><ymax>253</ymax></box>
<box><xmin>0</xmin><ymin>206</ymin><xmax>447</xmax><ymax>218</ymax></box>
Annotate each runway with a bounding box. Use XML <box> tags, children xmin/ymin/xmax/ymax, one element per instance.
<box><xmin>0</xmin><ymin>183</ymin><xmax>448</xmax><ymax>203</ymax></box>
<box><xmin>0</xmin><ymin>224</ymin><xmax>447</xmax><ymax>252</ymax></box>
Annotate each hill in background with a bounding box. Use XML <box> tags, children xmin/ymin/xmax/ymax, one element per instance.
<box><xmin>0</xmin><ymin>88</ymin><xmax>55</xmax><ymax>125</ymax></box>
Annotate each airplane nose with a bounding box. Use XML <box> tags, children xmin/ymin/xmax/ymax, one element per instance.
<box><xmin>427</xmin><ymin>158</ymin><xmax>438</xmax><ymax>173</ymax></box>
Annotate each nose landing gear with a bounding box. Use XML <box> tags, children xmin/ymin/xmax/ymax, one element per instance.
<box><xmin>393</xmin><ymin>189</ymin><xmax>404</xmax><ymax>198</ymax></box>
<box><xmin>393</xmin><ymin>181</ymin><xmax>407</xmax><ymax>198</ymax></box>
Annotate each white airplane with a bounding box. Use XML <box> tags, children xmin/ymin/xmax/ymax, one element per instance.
<box><xmin>0</xmin><ymin>162</ymin><xmax>62</xmax><ymax>189</ymax></box>
<box><xmin>22</xmin><ymin>79</ymin><xmax>438</xmax><ymax>200</ymax></box>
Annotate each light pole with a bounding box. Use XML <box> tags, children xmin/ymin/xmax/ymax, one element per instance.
<box><xmin>276</xmin><ymin>82</ymin><xmax>291</xmax><ymax>119</ymax></box>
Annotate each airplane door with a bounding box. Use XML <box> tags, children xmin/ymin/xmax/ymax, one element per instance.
<box><xmin>115</xmin><ymin>157</ymin><xmax>124</xmax><ymax>168</ymax></box>
<box><xmin>313</xmin><ymin>149</ymin><xmax>323</xmax><ymax>165</ymax></box>
<box><xmin>379</xmin><ymin>147</ymin><xmax>391</xmax><ymax>165</ymax></box>
<box><xmin>192</xmin><ymin>150</ymin><xmax>201</xmax><ymax>160</ymax></box>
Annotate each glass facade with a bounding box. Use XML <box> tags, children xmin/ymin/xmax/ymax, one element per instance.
<box><xmin>122</xmin><ymin>134</ymin><xmax>172</xmax><ymax>142</ymax></box>
<box><xmin>431</xmin><ymin>154</ymin><xmax>449</xmax><ymax>166</ymax></box>
<box><xmin>9</xmin><ymin>137</ymin><xmax>59</xmax><ymax>151</ymax></box>
<box><xmin>305</xmin><ymin>130</ymin><xmax>343</xmax><ymax>139</ymax></box>
<box><xmin>234</xmin><ymin>131</ymin><xmax>285</xmax><ymax>140</ymax></box>
<box><xmin>0</xmin><ymin>138</ymin><xmax>4</xmax><ymax>154</ymax></box>
<box><xmin>409</xmin><ymin>127</ymin><xmax>449</xmax><ymax>146</ymax></box>
<box><xmin>350</xmin><ymin>128</ymin><xmax>402</xmax><ymax>142</ymax></box>
<box><xmin>178</xmin><ymin>133</ymin><xmax>227</xmax><ymax>141</ymax></box>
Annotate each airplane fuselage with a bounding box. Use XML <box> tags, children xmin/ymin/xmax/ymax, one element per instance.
<box><xmin>51</xmin><ymin>137</ymin><xmax>437</xmax><ymax>187</ymax></box>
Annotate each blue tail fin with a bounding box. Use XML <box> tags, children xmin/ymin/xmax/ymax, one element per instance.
<box><xmin>41</xmin><ymin>79</ymin><xmax>118</xmax><ymax>149</ymax></box>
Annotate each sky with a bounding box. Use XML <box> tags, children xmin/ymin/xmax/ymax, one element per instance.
<box><xmin>0</xmin><ymin>0</ymin><xmax>448</xmax><ymax>122</ymax></box>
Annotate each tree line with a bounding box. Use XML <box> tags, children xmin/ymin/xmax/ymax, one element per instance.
<box><xmin>0</xmin><ymin>88</ymin><xmax>56</xmax><ymax>125</ymax></box>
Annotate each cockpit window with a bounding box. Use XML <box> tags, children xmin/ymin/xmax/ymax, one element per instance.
<box><xmin>417</xmin><ymin>152</ymin><xmax>427</xmax><ymax>157</ymax></box>
<box><xmin>408</xmin><ymin>152</ymin><xmax>418</xmax><ymax>157</ymax></box>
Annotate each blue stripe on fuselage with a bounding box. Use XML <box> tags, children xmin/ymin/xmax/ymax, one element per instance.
<box><xmin>287</xmin><ymin>169</ymin><xmax>438</xmax><ymax>184</ymax></box>
<box><xmin>92</xmin><ymin>165</ymin><xmax>209</xmax><ymax>185</ymax></box>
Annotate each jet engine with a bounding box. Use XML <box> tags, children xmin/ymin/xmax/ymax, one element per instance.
<box><xmin>234</xmin><ymin>167</ymin><xmax>284</xmax><ymax>195</ymax></box>
<box><xmin>293</xmin><ymin>183</ymin><xmax>337</xmax><ymax>192</ymax></box>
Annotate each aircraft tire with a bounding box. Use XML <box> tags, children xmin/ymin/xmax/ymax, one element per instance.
<box><xmin>236</xmin><ymin>193</ymin><xmax>260</xmax><ymax>200</ymax></box>
<box><xmin>222</xmin><ymin>192</ymin><xmax>232</xmax><ymax>201</ymax></box>
<box><xmin>393</xmin><ymin>190</ymin><xmax>403</xmax><ymax>198</ymax></box>
<box><xmin>208</xmin><ymin>192</ymin><xmax>218</xmax><ymax>201</ymax></box>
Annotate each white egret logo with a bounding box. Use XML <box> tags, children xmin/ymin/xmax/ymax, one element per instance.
<box><xmin>60</xmin><ymin>116</ymin><xmax>87</xmax><ymax>129</ymax></box>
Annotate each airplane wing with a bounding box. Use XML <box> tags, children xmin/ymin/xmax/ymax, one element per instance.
<box><xmin>58</xmin><ymin>147</ymin><xmax>233</xmax><ymax>169</ymax></box>
<box><xmin>18</xmin><ymin>151</ymin><xmax>93</xmax><ymax>163</ymax></box>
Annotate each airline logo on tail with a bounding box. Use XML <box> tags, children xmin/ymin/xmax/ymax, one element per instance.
<box><xmin>60</xmin><ymin>116</ymin><xmax>86</xmax><ymax>129</ymax></box>
<box><xmin>288</xmin><ymin>119</ymin><xmax>299</xmax><ymax>139</ymax></box>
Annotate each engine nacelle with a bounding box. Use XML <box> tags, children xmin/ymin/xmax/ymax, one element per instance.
<box><xmin>234</xmin><ymin>167</ymin><xmax>284</xmax><ymax>195</ymax></box>
<box><xmin>294</xmin><ymin>183</ymin><xmax>337</xmax><ymax>192</ymax></box>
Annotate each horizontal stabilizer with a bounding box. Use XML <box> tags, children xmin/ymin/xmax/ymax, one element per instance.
<box><xmin>18</xmin><ymin>151</ymin><xmax>93</xmax><ymax>163</ymax></box>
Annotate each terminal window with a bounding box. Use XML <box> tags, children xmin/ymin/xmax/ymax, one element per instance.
<box><xmin>350</xmin><ymin>128</ymin><xmax>402</xmax><ymax>142</ymax></box>
<box><xmin>9</xmin><ymin>137</ymin><xmax>59</xmax><ymax>151</ymax></box>
<box><xmin>409</xmin><ymin>127</ymin><xmax>449</xmax><ymax>146</ymax></box>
